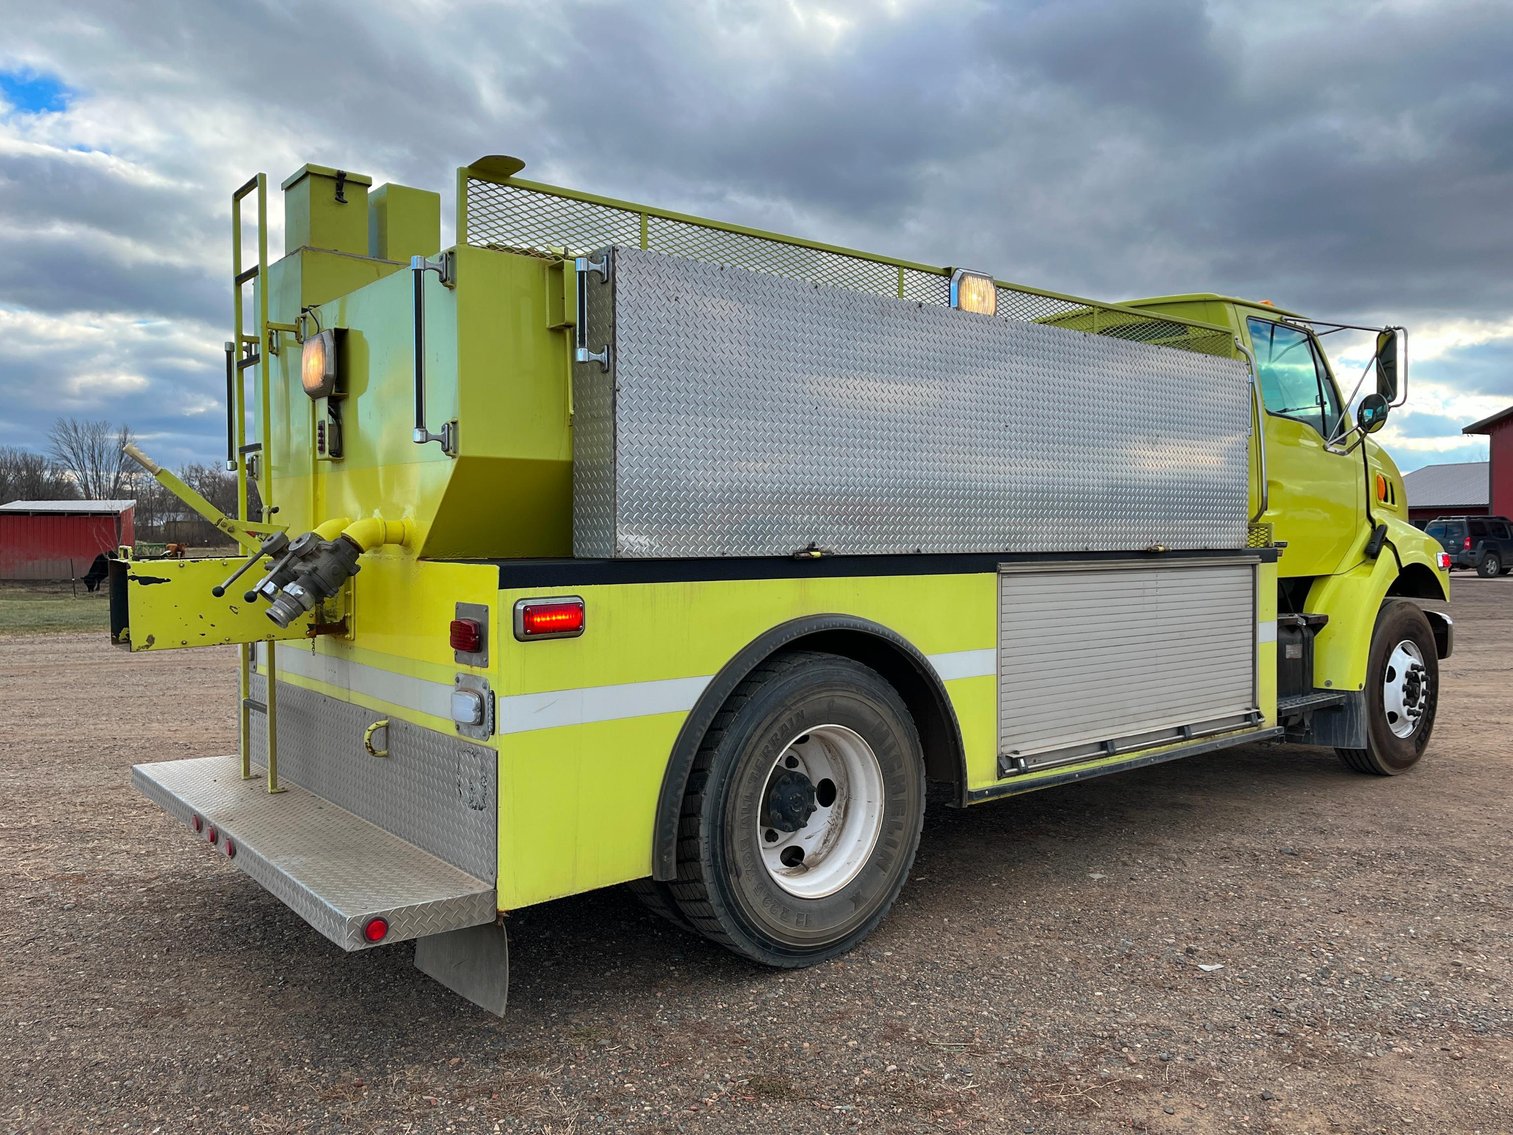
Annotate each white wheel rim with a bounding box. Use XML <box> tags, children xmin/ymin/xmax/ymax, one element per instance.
<box><xmin>757</xmin><ymin>724</ymin><xmax>885</xmax><ymax>899</ymax></box>
<box><xmin>1382</xmin><ymin>639</ymin><xmax>1428</xmax><ymax>739</ymax></box>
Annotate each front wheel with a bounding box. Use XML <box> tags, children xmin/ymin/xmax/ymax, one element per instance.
<box><xmin>1478</xmin><ymin>552</ymin><xmax>1502</xmax><ymax>577</ymax></box>
<box><xmin>1337</xmin><ymin>600</ymin><xmax>1439</xmax><ymax>775</ymax></box>
<box><xmin>670</xmin><ymin>651</ymin><xmax>925</xmax><ymax>967</ymax></box>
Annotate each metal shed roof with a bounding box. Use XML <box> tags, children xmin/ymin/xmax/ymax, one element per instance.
<box><xmin>1463</xmin><ymin>405</ymin><xmax>1513</xmax><ymax>435</ymax></box>
<box><xmin>1401</xmin><ymin>462</ymin><xmax>1488</xmax><ymax>509</ymax></box>
<box><xmin>0</xmin><ymin>499</ymin><xmax>136</xmax><ymax>514</ymax></box>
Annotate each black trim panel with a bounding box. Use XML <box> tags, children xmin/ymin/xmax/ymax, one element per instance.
<box><xmin>966</xmin><ymin>727</ymin><xmax>1284</xmax><ymax>803</ymax></box>
<box><xmin>449</xmin><ymin>547</ymin><xmax>1278</xmax><ymax>589</ymax></box>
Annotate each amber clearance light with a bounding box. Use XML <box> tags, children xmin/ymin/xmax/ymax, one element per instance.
<box><xmin>301</xmin><ymin>329</ymin><xmax>339</xmax><ymax>398</ymax></box>
<box><xmin>949</xmin><ymin>269</ymin><xmax>998</xmax><ymax>317</ymax></box>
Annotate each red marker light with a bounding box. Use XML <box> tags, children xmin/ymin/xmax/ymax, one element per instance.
<box><xmin>191</xmin><ymin>814</ymin><xmax>203</xmax><ymax>834</ymax></box>
<box><xmin>206</xmin><ymin>825</ymin><xmax>219</xmax><ymax>846</ymax></box>
<box><xmin>224</xmin><ymin>838</ymin><xmax>237</xmax><ymax>860</ymax></box>
<box><xmin>449</xmin><ymin>617</ymin><xmax>483</xmax><ymax>654</ymax></box>
<box><xmin>514</xmin><ymin>597</ymin><xmax>585</xmax><ymax>640</ymax></box>
<box><xmin>363</xmin><ymin>917</ymin><xmax>389</xmax><ymax>943</ymax></box>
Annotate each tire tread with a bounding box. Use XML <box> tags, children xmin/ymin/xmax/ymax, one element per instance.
<box><xmin>668</xmin><ymin>650</ymin><xmax>920</xmax><ymax>965</ymax></box>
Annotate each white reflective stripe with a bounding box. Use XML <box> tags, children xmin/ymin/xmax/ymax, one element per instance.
<box><xmin>256</xmin><ymin>644</ymin><xmax>453</xmax><ymax>720</ymax></box>
<box><xmin>497</xmin><ymin>647</ymin><xmax>994</xmax><ymax>734</ymax></box>
<box><xmin>1257</xmin><ymin>622</ymin><xmax>1278</xmax><ymax>643</ymax></box>
<box><xmin>252</xmin><ymin>643</ymin><xmax>995</xmax><ymax>737</ymax></box>
<box><xmin>497</xmin><ymin>675</ymin><xmax>712</xmax><ymax>735</ymax></box>
<box><xmin>927</xmin><ymin>648</ymin><xmax>996</xmax><ymax>681</ymax></box>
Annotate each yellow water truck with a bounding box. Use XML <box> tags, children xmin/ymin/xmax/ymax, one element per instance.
<box><xmin>111</xmin><ymin>156</ymin><xmax>1451</xmax><ymax>1014</ymax></box>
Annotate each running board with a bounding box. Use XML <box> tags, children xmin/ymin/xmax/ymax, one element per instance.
<box><xmin>968</xmin><ymin>726</ymin><xmax>1283</xmax><ymax>803</ymax></box>
<box><xmin>1276</xmin><ymin>691</ymin><xmax>1348</xmax><ymax>717</ymax></box>
<box><xmin>133</xmin><ymin>756</ymin><xmax>497</xmax><ymax>952</ymax></box>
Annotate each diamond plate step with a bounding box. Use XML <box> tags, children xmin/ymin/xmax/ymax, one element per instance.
<box><xmin>134</xmin><ymin>756</ymin><xmax>497</xmax><ymax>952</ymax></box>
<box><xmin>1276</xmin><ymin>691</ymin><xmax>1349</xmax><ymax>716</ymax></box>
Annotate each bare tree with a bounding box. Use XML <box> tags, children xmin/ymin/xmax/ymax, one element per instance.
<box><xmin>0</xmin><ymin>446</ymin><xmax>77</xmax><ymax>503</ymax></box>
<box><xmin>48</xmin><ymin>418</ymin><xmax>136</xmax><ymax>500</ymax></box>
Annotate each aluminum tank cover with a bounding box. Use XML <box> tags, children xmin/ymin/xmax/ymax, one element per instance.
<box><xmin>572</xmin><ymin>246</ymin><xmax>1251</xmax><ymax>559</ymax></box>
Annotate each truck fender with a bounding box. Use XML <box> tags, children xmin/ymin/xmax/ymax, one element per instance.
<box><xmin>1307</xmin><ymin>525</ymin><xmax>1448</xmax><ymax>692</ymax></box>
<box><xmin>648</xmin><ymin>614</ymin><xmax>967</xmax><ymax>882</ymax></box>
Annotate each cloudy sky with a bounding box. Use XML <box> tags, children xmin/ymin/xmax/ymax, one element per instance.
<box><xmin>1</xmin><ymin>0</ymin><xmax>1509</xmax><ymax>474</ymax></box>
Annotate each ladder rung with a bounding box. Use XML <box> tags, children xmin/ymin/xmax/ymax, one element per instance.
<box><xmin>237</xmin><ymin>353</ymin><xmax>262</xmax><ymax>371</ymax></box>
<box><xmin>235</xmin><ymin>266</ymin><xmax>260</xmax><ymax>286</ymax></box>
<box><xmin>242</xmin><ymin>698</ymin><xmax>267</xmax><ymax>714</ymax></box>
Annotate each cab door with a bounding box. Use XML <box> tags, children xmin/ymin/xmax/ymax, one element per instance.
<box><xmin>1246</xmin><ymin>317</ymin><xmax>1365</xmax><ymax>578</ymax></box>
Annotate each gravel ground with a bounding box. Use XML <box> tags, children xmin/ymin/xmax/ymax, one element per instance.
<box><xmin>2</xmin><ymin>580</ymin><xmax>1509</xmax><ymax>1134</ymax></box>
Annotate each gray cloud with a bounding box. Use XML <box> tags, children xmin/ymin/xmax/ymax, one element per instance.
<box><xmin>0</xmin><ymin>0</ymin><xmax>1510</xmax><ymax>474</ymax></box>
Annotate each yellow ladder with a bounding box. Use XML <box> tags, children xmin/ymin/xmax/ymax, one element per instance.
<box><xmin>230</xmin><ymin>174</ymin><xmax>285</xmax><ymax>794</ymax></box>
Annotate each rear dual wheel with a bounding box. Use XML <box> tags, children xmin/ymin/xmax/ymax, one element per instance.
<box><xmin>1337</xmin><ymin>600</ymin><xmax>1439</xmax><ymax>775</ymax></box>
<box><xmin>668</xmin><ymin>651</ymin><xmax>925</xmax><ymax>966</ymax></box>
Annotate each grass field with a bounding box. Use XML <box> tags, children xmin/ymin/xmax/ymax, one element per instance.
<box><xmin>0</xmin><ymin>581</ymin><xmax>111</xmax><ymax>634</ymax></box>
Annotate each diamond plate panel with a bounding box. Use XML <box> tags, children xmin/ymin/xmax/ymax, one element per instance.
<box><xmin>248</xmin><ymin>676</ymin><xmax>494</xmax><ymax>880</ymax></box>
<box><xmin>574</xmin><ymin>246</ymin><xmax>1251</xmax><ymax>559</ymax></box>
<box><xmin>134</xmin><ymin>756</ymin><xmax>495</xmax><ymax>952</ymax></box>
<box><xmin>571</xmin><ymin>257</ymin><xmax>620</xmax><ymax>559</ymax></box>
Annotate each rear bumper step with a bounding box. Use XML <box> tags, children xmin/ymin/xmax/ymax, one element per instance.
<box><xmin>133</xmin><ymin>756</ymin><xmax>497</xmax><ymax>952</ymax></box>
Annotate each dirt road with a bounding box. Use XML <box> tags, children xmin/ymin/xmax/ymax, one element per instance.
<box><xmin>2</xmin><ymin>582</ymin><xmax>1509</xmax><ymax>1133</ymax></box>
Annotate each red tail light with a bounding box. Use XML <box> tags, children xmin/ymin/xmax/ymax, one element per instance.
<box><xmin>514</xmin><ymin>597</ymin><xmax>586</xmax><ymax>640</ymax></box>
<box><xmin>1464</xmin><ymin>536</ymin><xmax>1472</xmax><ymax>550</ymax></box>
<box><xmin>449</xmin><ymin>617</ymin><xmax>483</xmax><ymax>654</ymax></box>
<box><xmin>363</xmin><ymin>917</ymin><xmax>389</xmax><ymax>943</ymax></box>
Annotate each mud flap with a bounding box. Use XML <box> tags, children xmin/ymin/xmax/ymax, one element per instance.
<box><xmin>1288</xmin><ymin>690</ymin><xmax>1368</xmax><ymax>748</ymax></box>
<box><xmin>414</xmin><ymin>922</ymin><xmax>510</xmax><ymax>1017</ymax></box>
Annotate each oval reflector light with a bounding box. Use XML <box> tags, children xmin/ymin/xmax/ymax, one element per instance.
<box><xmin>224</xmin><ymin>838</ymin><xmax>237</xmax><ymax>860</ymax></box>
<box><xmin>363</xmin><ymin>917</ymin><xmax>389</xmax><ymax>943</ymax></box>
<box><xmin>206</xmin><ymin>825</ymin><xmax>219</xmax><ymax>845</ymax></box>
<box><xmin>514</xmin><ymin>597</ymin><xmax>586</xmax><ymax>640</ymax></box>
<box><xmin>191</xmin><ymin>814</ymin><xmax>203</xmax><ymax>834</ymax></box>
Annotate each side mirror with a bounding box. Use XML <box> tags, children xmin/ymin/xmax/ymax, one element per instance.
<box><xmin>1357</xmin><ymin>392</ymin><xmax>1390</xmax><ymax>434</ymax></box>
<box><xmin>1374</xmin><ymin>328</ymin><xmax>1401</xmax><ymax>403</ymax></box>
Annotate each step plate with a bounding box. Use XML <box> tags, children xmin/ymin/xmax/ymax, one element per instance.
<box><xmin>134</xmin><ymin>756</ymin><xmax>496</xmax><ymax>952</ymax></box>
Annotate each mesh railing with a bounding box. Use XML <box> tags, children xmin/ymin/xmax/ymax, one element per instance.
<box><xmin>464</xmin><ymin>176</ymin><xmax>1234</xmax><ymax>358</ymax></box>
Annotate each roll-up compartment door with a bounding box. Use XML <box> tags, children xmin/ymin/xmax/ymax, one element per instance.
<box><xmin>997</xmin><ymin>558</ymin><xmax>1259</xmax><ymax>775</ymax></box>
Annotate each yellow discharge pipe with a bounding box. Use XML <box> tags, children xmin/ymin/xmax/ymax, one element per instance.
<box><xmin>312</xmin><ymin>516</ymin><xmax>415</xmax><ymax>551</ymax></box>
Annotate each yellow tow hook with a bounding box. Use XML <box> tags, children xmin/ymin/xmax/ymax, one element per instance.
<box><xmin>363</xmin><ymin>719</ymin><xmax>390</xmax><ymax>758</ymax></box>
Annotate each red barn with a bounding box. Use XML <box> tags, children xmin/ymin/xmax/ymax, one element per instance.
<box><xmin>1464</xmin><ymin>405</ymin><xmax>1513</xmax><ymax>519</ymax></box>
<box><xmin>0</xmin><ymin>500</ymin><xmax>136</xmax><ymax>581</ymax></box>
